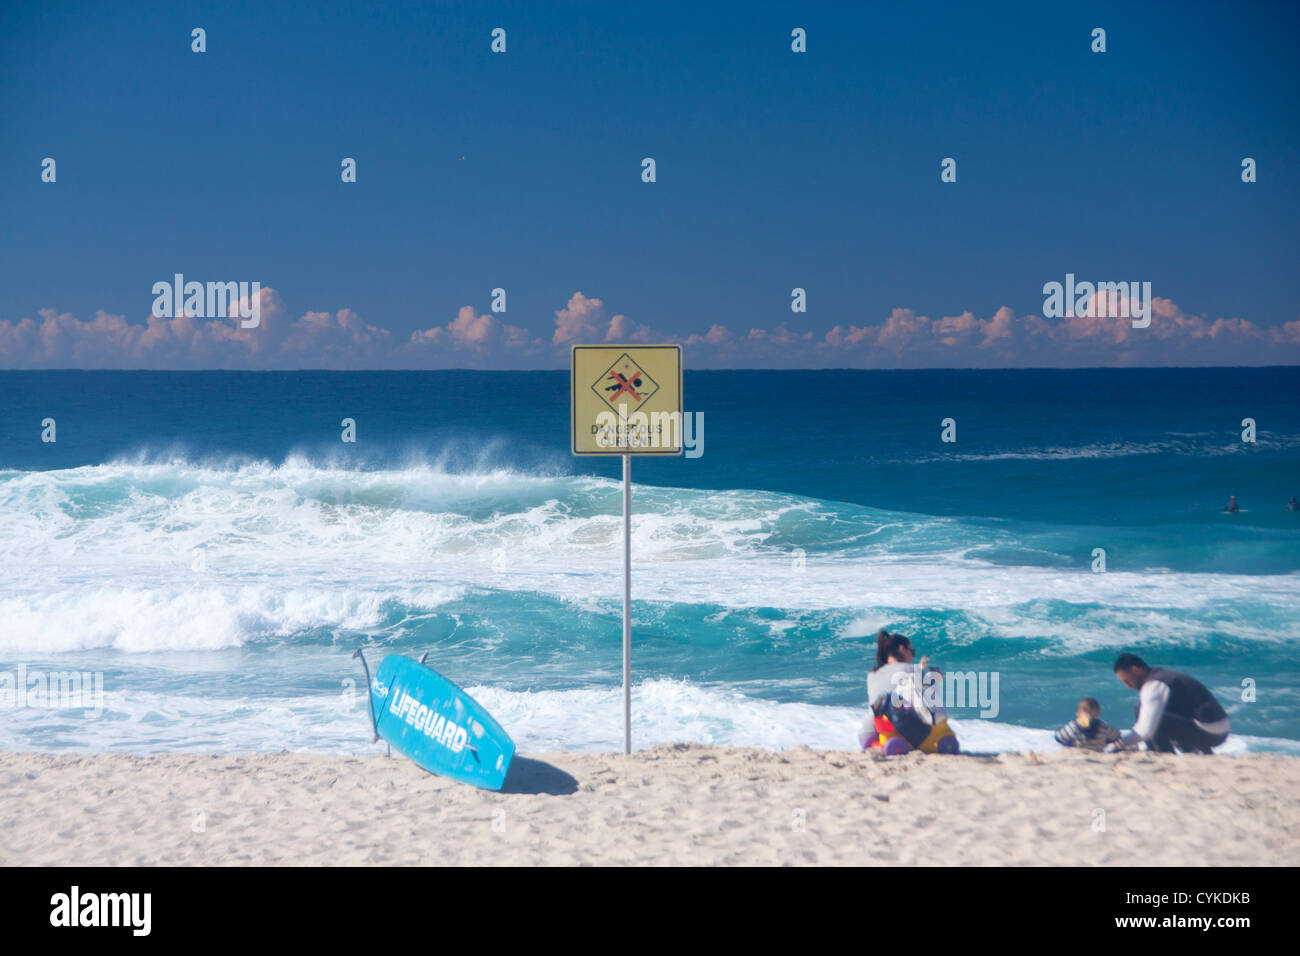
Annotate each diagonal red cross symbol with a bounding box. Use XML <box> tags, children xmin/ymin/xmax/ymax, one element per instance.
<box><xmin>606</xmin><ymin>371</ymin><xmax>643</xmax><ymax>402</ymax></box>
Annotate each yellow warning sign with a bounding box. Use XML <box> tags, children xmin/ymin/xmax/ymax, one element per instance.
<box><xmin>571</xmin><ymin>345</ymin><xmax>683</xmax><ymax>455</ymax></box>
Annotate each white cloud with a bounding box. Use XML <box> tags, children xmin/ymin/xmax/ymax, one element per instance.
<box><xmin>2</xmin><ymin>289</ymin><xmax>1296</xmax><ymax>369</ymax></box>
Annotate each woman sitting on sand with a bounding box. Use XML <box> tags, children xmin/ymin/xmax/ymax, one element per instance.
<box><xmin>859</xmin><ymin>629</ymin><xmax>960</xmax><ymax>756</ymax></box>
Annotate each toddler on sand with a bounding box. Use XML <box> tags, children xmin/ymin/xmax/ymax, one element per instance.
<box><xmin>1054</xmin><ymin>696</ymin><xmax>1121</xmax><ymax>752</ymax></box>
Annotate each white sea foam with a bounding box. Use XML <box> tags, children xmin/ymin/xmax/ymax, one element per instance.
<box><xmin>2</xmin><ymin>461</ymin><xmax>1298</xmax><ymax>655</ymax></box>
<box><xmin>0</xmin><ymin>584</ymin><xmax>465</xmax><ymax>653</ymax></box>
<box><xmin>886</xmin><ymin>432</ymin><xmax>1300</xmax><ymax>463</ymax></box>
<box><xmin>4</xmin><ymin>677</ymin><xmax>1296</xmax><ymax>756</ymax></box>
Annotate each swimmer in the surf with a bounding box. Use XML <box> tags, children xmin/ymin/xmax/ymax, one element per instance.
<box><xmin>1223</xmin><ymin>495</ymin><xmax>1240</xmax><ymax>513</ymax></box>
<box><xmin>1288</xmin><ymin>496</ymin><xmax>1299</xmax><ymax>512</ymax></box>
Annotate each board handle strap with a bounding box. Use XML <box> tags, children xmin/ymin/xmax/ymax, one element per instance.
<box><xmin>352</xmin><ymin>648</ymin><xmax>380</xmax><ymax>743</ymax></box>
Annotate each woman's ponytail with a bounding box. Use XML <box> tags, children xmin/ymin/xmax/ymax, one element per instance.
<box><xmin>873</xmin><ymin>628</ymin><xmax>911</xmax><ymax>671</ymax></box>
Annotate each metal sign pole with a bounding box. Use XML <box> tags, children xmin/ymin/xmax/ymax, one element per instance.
<box><xmin>572</xmin><ymin>345</ymin><xmax>680</xmax><ymax>757</ymax></box>
<box><xmin>622</xmin><ymin>452</ymin><xmax>632</xmax><ymax>755</ymax></box>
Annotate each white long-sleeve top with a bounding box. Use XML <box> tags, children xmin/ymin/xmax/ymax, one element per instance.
<box><xmin>1120</xmin><ymin>677</ymin><xmax>1230</xmax><ymax>748</ymax></box>
<box><xmin>867</xmin><ymin>662</ymin><xmax>948</xmax><ymax>722</ymax></box>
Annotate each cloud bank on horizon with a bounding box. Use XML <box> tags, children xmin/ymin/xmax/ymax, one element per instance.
<box><xmin>2</xmin><ymin>288</ymin><xmax>1297</xmax><ymax>370</ymax></box>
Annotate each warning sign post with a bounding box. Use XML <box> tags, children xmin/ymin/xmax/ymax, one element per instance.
<box><xmin>571</xmin><ymin>345</ymin><xmax>683</xmax><ymax>455</ymax></box>
<box><xmin>571</xmin><ymin>345</ymin><xmax>683</xmax><ymax>753</ymax></box>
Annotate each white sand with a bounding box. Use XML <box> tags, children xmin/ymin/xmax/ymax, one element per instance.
<box><xmin>3</xmin><ymin>745</ymin><xmax>1297</xmax><ymax>866</ymax></box>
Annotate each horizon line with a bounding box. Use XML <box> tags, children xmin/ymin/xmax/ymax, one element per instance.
<box><xmin>2</xmin><ymin>364</ymin><xmax>1298</xmax><ymax>374</ymax></box>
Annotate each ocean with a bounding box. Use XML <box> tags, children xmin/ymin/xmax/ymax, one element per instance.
<box><xmin>2</xmin><ymin>368</ymin><xmax>1298</xmax><ymax>755</ymax></box>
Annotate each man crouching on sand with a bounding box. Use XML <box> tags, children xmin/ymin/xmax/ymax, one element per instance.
<box><xmin>1109</xmin><ymin>653</ymin><xmax>1230</xmax><ymax>754</ymax></box>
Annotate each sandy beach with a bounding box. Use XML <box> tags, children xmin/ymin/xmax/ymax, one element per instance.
<box><xmin>3</xmin><ymin>744</ymin><xmax>1297</xmax><ymax>866</ymax></box>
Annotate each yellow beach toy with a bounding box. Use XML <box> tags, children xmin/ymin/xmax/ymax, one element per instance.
<box><xmin>870</xmin><ymin>714</ymin><xmax>960</xmax><ymax>756</ymax></box>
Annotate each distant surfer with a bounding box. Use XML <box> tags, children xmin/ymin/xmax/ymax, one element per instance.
<box><xmin>1108</xmin><ymin>653</ymin><xmax>1229</xmax><ymax>754</ymax></box>
<box><xmin>860</xmin><ymin>630</ymin><xmax>959</xmax><ymax>755</ymax></box>
<box><xmin>1223</xmin><ymin>495</ymin><xmax>1240</xmax><ymax>513</ymax></box>
<box><xmin>1288</xmin><ymin>496</ymin><xmax>1299</xmax><ymax>512</ymax></box>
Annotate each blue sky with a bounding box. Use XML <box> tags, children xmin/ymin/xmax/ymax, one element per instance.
<box><xmin>1</xmin><ymin>0</ymin><xmax>1297</xmax><ymax>368</ymax></box>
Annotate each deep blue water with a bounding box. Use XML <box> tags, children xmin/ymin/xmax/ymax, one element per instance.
<box><xmin>1</xmin><ymin>368</ymin><xmax>1297</xmax><ymax>753</ymax></box>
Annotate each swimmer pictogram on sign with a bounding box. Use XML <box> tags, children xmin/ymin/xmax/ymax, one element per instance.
<box><xmin>571</xmin><ymin>344</ymin><xmax>681</xmax><ymax>456</ymax></box>
<box><xmin>592</xmin><ymin>354</ymin><xmax>660</xmax><ymax>412</ymax></box>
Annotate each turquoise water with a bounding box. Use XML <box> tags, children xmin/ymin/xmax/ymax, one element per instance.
<box><xmin>1</xmin><ymin>368</ymin><xmax>1297</xmax><ymax>753</ymax></box>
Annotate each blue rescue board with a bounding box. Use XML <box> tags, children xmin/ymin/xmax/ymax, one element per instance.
<box><xmin>369</xmin><ymin>655</ymin><xmax>515</xmax><ymax>791</ymax></box>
